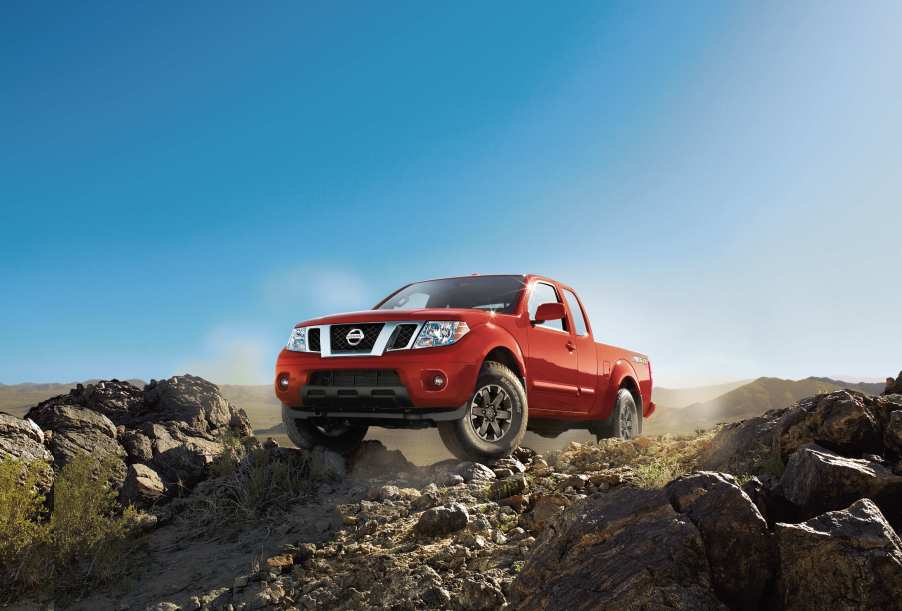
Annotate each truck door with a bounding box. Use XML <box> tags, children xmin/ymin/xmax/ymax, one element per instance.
<box><xmin>525</xmin><ymin>281</ymin><xmax>581</xmax><ymax>413</ymax></box>
<box><xmin>561</xmin><ymin>287</ymin><xmax>598</xmax><ymax>414</ymax></box>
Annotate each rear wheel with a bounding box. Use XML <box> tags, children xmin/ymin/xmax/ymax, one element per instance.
<box><xmin>281</xmin><ymin>405</ymin><xmax>368</xmax><ymax>454</ymax></box>
<box><xmin>438</xmin><ymin>361</ymin><xmax>528</xmax><ymax>461</ymax></box>
<box><xmin>612</xmin><ymin>388</ymin><xmax>639</xmax><ymax>439</ymax></box>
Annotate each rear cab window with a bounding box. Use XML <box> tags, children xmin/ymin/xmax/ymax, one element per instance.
<box><xmin>562</xmin><ymin>288</ymin><xmax>588</xmax><ymax>336</ymax></box>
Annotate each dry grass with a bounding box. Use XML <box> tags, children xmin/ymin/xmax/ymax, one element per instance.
<box><xmin>548</xmin><ymin>430</ymin><xmax>718</xmax><ymax>489</ymax></box>
<box><xmin>182</xmin><ymin>445</ymin><xmax>323</xmax><ymax>537</ymax></box>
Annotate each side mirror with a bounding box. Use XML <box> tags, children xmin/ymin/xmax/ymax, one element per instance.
<box><xmin>533</xmin><ymin>302</ymin><xmax>565</xmax><ymax>324</ymax></box>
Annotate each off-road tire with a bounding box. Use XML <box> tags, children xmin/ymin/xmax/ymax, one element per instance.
<box><xmin>593</xmin><ymin>388</ymin><xmax>642</xmax><ymax>441</ymax></box>
<box><xmin>438</xmin><ymin>361</ymin><xmax>528</xmax><ymax>461</ymax></box>
<box><xmin>281</xmin><ymin>405</ymin><xmax>368</xmax><ymax>454</ymax></box>
<box><xmin>611</xmin><ymin>388</ymin><xmax>640</xmax><ymax>439</ymax></box>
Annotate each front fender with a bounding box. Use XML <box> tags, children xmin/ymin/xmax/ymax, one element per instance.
<box><xmin>465</xmin><ymin>321</ymin><xmax>527</xmax><ymax>378</ymax></box>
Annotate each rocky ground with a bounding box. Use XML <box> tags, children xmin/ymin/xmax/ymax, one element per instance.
<box><xmin>2</xmin><ymin>377</ymin><xmax>902</xmax><ymax>610</ymax></box>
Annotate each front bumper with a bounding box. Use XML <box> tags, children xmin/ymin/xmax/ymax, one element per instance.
<box><xmin>274</xmin><ymin>346</ymin><xmax>480</xmax><ymax>412</ymax></box>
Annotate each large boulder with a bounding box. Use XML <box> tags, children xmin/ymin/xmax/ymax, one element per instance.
<box><xmin>665</xmin><ymin>472</ymin><xmax>775</xmax><ymax>609</ymax></box>
<box><xmin>776</xmin><ymin>499</ymin><xmax>902</xmax><ymax>609</ymax></box>
<box><xmin>142</xmin><ymin>421</ymin><xmax>225</xmax><ymax>487</ymax></box>
<box><xmin>25</xmin><ymin>403</ymin><xmax>127</xmax><ymax>488</ymax></box>
<box><xmin>0</xmin><ymin>412</ymin><xmax>51</xmax><ymax>464</ymax></box>
<box><xmin>698</xmin><ymin>409</ymin><xmax>787</xmax><ymax>475</ymax></box>
<box><xmin>120</xmin><ymin>463</ymin><xmax>165</xmax><ymax>507</ymax></box>
<box><xmin>773</xmin><ymin>390</ymin><xmax>889</xmax><ymax>461</ymax></box>
<box><xmin>511</xmin><ymin>487</ymin><xmax>724</xmax><ymax>610</ymax></box>
<box><xmin>141</xmin><ymin>375</ymin><xmax>252</xmax><ymax>439</ymax></box>
<box><xmin>780</xmin><ymin>443</ymin><xmax>902</xmax><ymax>531</ymax></box>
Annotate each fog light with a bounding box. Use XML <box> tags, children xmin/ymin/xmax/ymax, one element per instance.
<box><xmin>432</xmin><ymin>374</ymin><xmax>446</xmax><ymax>388</ymax></box>
<box><xmin>278</xmin><ymin>374</ymin><xmax>290</xmax><ymax>390</ymax></box>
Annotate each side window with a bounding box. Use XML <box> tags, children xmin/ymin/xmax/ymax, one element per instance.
<box><xmin>563</xmin><ymin>289</ymin><xmax>588</xmax><ymax>336</ymax></box>
<box><xmin>528</xmin><ymin>282</ymin><xmax>566</xmax><ymax>332</ymax></box>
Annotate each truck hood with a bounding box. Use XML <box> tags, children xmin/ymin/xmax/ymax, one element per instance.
<box><xmin>297</xmin><ymin>308</ymin><xmax>496</xmax><ymax>327</ymax></box>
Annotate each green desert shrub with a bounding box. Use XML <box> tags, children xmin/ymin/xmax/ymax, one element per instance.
<box><xmin>0</xmin><ymin>455</ymin><xmax>142</xmax><ymax>603</ymax></box>
<box><xmin>0</xmin><ymin>458</ymin><xmax>51</xmax><ymax>593</ymax></box>
<box><xmin>634</xmin><ymin>456</ymin><xmax>683</xmax><ymax>489</ymax></box>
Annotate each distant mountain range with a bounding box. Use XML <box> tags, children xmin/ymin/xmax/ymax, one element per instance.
<box><xmin>1</xmin><ymin>376</ymin><xmax>886</xmax><ymax>440</ymax></box>
<box><xmin>644</xmin><ymin>376</ymin><xmax>885</xmax><ymax>434</ymax></box>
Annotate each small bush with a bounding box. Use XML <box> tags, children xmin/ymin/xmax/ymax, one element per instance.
<box><xmin>0</xmin><ymin>455</ymin><xmax>143</xmax><ymax>603</ymax></box>
<box><xmin>0</xmin><ymin>459</ymin><xmax>51</xmax><ymax>593</ymax></box>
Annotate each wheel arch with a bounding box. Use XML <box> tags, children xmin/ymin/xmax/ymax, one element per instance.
<box><xmin>597</xmin><ymin>360</ymin><xmax>642</xmax><ymax>421</ymax></box>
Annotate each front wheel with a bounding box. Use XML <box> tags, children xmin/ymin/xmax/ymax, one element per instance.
<box><xmin>438</xmin><ymin>361</ymin><xmax>528</xmax><ymax>461</ymax></box>
<box><xmin>281</xmin><ymin>405</ymin><xmax>368</xmax><ymax>454</ymax></box>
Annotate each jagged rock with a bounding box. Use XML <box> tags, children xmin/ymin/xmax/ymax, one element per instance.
<box><xmin>458</xmin><ymin>575</ymin><xmax>506</xmax><ymax>610</ymax></box>
<box><xmin>26</xmin><ymin>380</ymin><xmax>144</xmax><ymax>427</ymax></box>
<box><xmin>415</xmin><ymin>503</ymin><xmax>469</xmax><ymax>537</ymax></box>
<box><xmin>511</xmin><ymin>487</ymin><xmax>723</xmax><ymax>610</ymax></box>
<box><xmin>740</xmin><ymin>475</ymin><xmax>798</xmax><ymax>526</ymax></box>
<box><xmin>487</xmin><ymin>474</ymin><xmax>527</xmax><ymax>501</ymax></box>
<box><xmin>120</xmin><ymin>463</ymin><xmax>165</xmax><ymax>506</ymax></box>
<box><xmin>142</xmin><ymin>374</ymin><xmax>252</xmax><ymax>439</ymax></box>
<box><xmin>455</xmin><ymin>461</ymin><xmax>496</xmax><ymax>483</ymax></box>
<box><xmin>886</xmin><ymin>410</ymin><xmax>902</xmax><ymax>455</ymax></box>
<box><xmin>120</xmin><ymin>429</ymin><xmax>154</xmax><ymax>462</ymax></box>
<box><xmin>665</xmin><ymin>472</ymin><xmax>774</xmax><ymax>610</ymax></box>
<box><xmin>774</xmin><ymin>390</ymin><xmax>888</xmax><ymax>461</ymax></box>
<box><xmin>776</xmin><ymin>499</ymin><xmax>902</xmax><ymax>609</ymax></box>
<box><xmin>520</xmin><ymin>493</ymin><xmax>570</xmax><ymax>532</ymax></box>
<box><xmin>512</xmin><ymin>446</ymin><xmax>537</xmax><ymax>463</ymax></box>
<box><xmin>0</xmin><ymin>412</ymin><xmax>51</xmax><ymax>463</ymax></box>
<box><xmin>698</xmin><ymin>409</ymin><xmax>787</xmax><ymax>475</ymax></box>
<box><xmin>143</xmin><ymin>422</ymin><xmax>224</xmax><ymax>487</ymax></box>
<box><xmin>347</xmin><ymin>440</ymin><xmax>415</xmax><ymax>479</ymax></box>
<box><xmin>780</xmin><ymin>443</ymin><xmax>902</xmax><ymax>530</ymax></box>
<box><xmin>25</xmin><ymin>403</ymin><xmax>127</xmax><ymax>487</ymax></box>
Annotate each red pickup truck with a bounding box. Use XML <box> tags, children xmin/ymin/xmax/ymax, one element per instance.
<box><xmin>275</xmin><ymin>274</ymin><xmax>654</xmax><ymax>461</ymax></box>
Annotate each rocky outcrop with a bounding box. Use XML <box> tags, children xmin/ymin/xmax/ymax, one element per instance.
<box><xmin>780</xmin><ymin>443</ymin><xmax>902</xmax><ymax>530</ymax></box>
<box><xmin>511</xmin><ymin>487</ymin><xmax>724</xmax><ymax>610</ymax></box>
<box><xmin>773</xmin><ymin>390</ymin><xmax>891</xmax><ymax>460</ymax></box>
<box><xmin>14</xmin><ymin>375</ymin><xmax>253</xmax><ymax>503</ymax></box>
<box><xmin>665</xmin><ymin>472</ymin><xmax>774</xmax><ymax>609</ymax></box>
<box><xmin>776</xmin><ymin>499</ymin><xmax>902</xmax><ymax>609</ymax></box>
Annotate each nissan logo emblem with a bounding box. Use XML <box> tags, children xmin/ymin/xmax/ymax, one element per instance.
<box><xmin>345</xmin><ymin>328</ymin><xmax>365</xmax><ymax>346</ymax></box>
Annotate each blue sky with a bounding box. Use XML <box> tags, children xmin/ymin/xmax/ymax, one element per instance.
<box><xmin>2</xmin><ymin>2</ymin><xmax>901</xmax><ymax>386</ymax></box>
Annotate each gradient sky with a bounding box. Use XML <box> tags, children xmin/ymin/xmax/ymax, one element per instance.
<box><xmin>3</xmin><ymin>2</ymin><xmax>901</xmax><ymax>387</ymax></box>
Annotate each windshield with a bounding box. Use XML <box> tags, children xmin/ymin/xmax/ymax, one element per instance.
<box><xmin>376</xmin><ymin>275</ymin><xmax>526</xmax><ymax>314</ymax></box>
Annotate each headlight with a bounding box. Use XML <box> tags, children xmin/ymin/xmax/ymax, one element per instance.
<box><xmin>286</xmin><ymin>327</ymin><xmax>308</xmax><ymax>352</ymax></box>
<box><xmin>413</xmin><ymin>321</ymin><xmax>470</xmax><ymax>349</ymax></box>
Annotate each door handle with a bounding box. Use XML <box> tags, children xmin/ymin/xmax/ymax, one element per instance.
<box><xmin>566</xmin><ymin>341</ymin><xmax>576</xmax><ymax>352</ymax></box>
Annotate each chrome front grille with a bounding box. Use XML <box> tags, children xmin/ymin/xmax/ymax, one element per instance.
<box><xmin>306</xmin><ymin>321</ymin><xmax>423</xmax><ymax>357</ymax></box>
<box><xmin>330</xmin><ymin>323</ymin><xmax>384</xmax><ymax>352</ymax></box>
